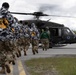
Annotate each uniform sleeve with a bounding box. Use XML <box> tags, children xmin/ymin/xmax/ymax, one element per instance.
<box><xmin>37</xmin><ymin>30</ymin><xmax>40</xmax><ymax>38</ymax></box>
<box><xmin>40</xmin><ymin>32</ymin><xmax>43</xmax><ymax>39</ymax></box>
<box><xmin>46</xmin><ymin>32</ymin><xmax>50</xmax><ymax>39</ymax></box>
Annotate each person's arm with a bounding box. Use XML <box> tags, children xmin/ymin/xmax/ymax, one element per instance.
<box><xmin>40</xmin><ymin>32</ymin><xmax>43</xmax><ymax>39</ymax></box>
<box><xmin>46</xmin><ymin>32</ymin><xmax>50</xmax><ymax>40</ymax></box>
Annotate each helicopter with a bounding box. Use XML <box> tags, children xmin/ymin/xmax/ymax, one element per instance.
<box><xmin>10</xmin><ymin>11</ymin><xmax>76</xmax><ymax>47</ymax></box>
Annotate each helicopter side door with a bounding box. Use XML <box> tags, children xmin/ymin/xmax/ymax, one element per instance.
<box><xmin>50</xmin><ymin>28</ymin><xmax>62</xmax><ymax>44</ymax></box>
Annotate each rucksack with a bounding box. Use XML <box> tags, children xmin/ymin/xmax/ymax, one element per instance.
<box><xmin>0</xmin><ymin>18</ymin><xmax>8</xmax><ymax>29</ymax></box>
<box><xmin>31</xmin><ymin>31</ymin><xmax>36</xmax><ymax>37</ymax></box>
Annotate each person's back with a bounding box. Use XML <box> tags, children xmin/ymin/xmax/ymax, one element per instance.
<box><xmin>0</xmin><ymin>18</ymin><xmax>9</xmax><ymax>29</ymax></box>
<box><xmin>40</xmin><ymin>31</ymin><xmax>49</xmax><ymax>40</ymax></box>
<box><xmin>30</xmin><ymin>23</ymin><xmax>39</xmax><ymax>55</ymax></box>
<box><xmin>0</xmin><ymin>2</ymin><xmax>14</xmax><ymax>74</ymax></box>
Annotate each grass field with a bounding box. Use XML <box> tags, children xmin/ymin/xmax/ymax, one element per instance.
<box><xmin>25</xmin><ymin>57</ymin><xmax>76</xmax><ymax>75</ymax></box>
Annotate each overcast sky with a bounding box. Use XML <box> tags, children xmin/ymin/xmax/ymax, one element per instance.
<box><xmin>0</xmin><ymin>0</ymin><xmax>76</xmax><ymax>30</ymax></box>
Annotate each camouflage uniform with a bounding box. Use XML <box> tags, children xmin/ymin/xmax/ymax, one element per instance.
<box><xmin>22</xmin><ymin>24</ymin><xmax>30</xmax><ymax>55</ymax></box>
<box><xmin>0</xmin><ymin>30</ymin><xmax>11</xmax><ymax>73</ymax></box>
<box><xmin>17</xmin><ymin>22</ymin><xmax>25</xmax><ymax>49</ymax></box>
<box><xmin>30</xmin><ymin>23</ymin><xmax>40</xmax><ymax>55</ymax></box>
<box><xmin>0</xmin><ymin>2</ymin><xmax>15</xmax><ymax>73</ymax></box>
<box><xmin>11</xmin><ymin>19</ymin><xmax>22</xmax><ymax>57</ymax></box>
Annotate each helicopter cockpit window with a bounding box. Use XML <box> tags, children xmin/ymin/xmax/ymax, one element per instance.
<box><xmin>64</xmin><ymin>28</ymin><xmax>72</xmax><ymax>35</ymax></box>
<box><xmin>71</xmin><ymin>30</ymin><xmax>75</xmax><ymax>35</ymax></box>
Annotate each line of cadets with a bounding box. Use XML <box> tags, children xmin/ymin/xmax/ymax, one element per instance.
<box><xmin>0</xmin><ymin>2</ymin><xmax>50</xmax><ymax>74</ymax></box>
<box><xmin>0</xmin><ymin>2</ymin><xmax>40</xmax><ymax>74</ymax></box>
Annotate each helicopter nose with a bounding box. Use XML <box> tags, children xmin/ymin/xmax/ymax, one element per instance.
<box><xmin>74</xmin><ymin>35</ymin><xmax>76</xmax><ymax>39</ymax></box>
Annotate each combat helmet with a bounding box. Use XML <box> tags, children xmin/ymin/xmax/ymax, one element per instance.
<box><xmin>2</xmin><ymin>2</ymin><xmax>9</xmax><ymax>9</ymax></box>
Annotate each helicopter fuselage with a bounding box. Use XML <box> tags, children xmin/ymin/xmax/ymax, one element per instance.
<box><xmin>22</xmin><ymin>20</ymin><xmax>76</xmax><ymax>47</ymax></box>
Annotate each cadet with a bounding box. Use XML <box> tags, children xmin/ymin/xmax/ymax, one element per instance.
<box><xmin>30</xmin><ymin>23</ymin><xmax>40</xmax><ymax>55</ymax></box>
<box><xmin>0</xmin><ymin>2</ymin><xmax>11</xmax><ymax>74</ymax></box>
<box><xmin>0</xmin><ymin>2</ymin><xmax>15</xmax><ymax>73</ymax></box>
<box><xmin>17</xmin><ymin>20</ymin><xmax>25</xmax><ymax>50</ymax></box>
<box><xmin>23</xmin><ymin>21</ymin><xmax>30</xmax><ymax>56</ymax></box>
<box><xmin>40</xmin><ymin>28</ymin><xmax>50</xmax><ymax>51</ymax></box>
<box><xmin>11</xmin><ymin>17</ymin><xmax>22</xmax><ymax>57</ymax></box>
<box><xmin>0</xmin><ymin>2</ymin><xmax>15</xmax><ymax>29</ymax></box>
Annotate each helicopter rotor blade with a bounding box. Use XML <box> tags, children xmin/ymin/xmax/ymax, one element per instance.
<box><xmin>49</xmin><ymin>15</ymin><xmax>76</xmax><ymax>18</ymax></box>
<box><xmin>10</xmin><ymin>12</ymin><xmax>34</xmax><ymax>15</ymax></box>
<box><xmin>10</xmin><ymin>12</ymin><xmax>76</xmax><ymax>18</ymax></box>
<box><xmin>10</xmin><ymin>12</ymin><xmax>49</xmax><ymax>16</ymax></box>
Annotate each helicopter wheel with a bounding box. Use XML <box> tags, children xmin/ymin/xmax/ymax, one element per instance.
<box><xmin>49</xmin><ymin>42</ymin><xmax>53</xmax><ymax>48</ymax></box>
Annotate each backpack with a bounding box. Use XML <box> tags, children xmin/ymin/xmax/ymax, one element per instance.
<box><xmin>40</xmin><ymin>31</ymin><xmax>49</xmax><ymax>39</ymax></box>
<box><xmin>31</xmin><ymin>31</ymin><xmax>36</xmax><ymax>37</ymax></box>
<box><xmin>12</xmin><ymin>28</ymin><xmax>15</xmax><ymax>32</ymax></box>
<box><xmin>0</xmin><ymin>18</ymin><xmax>8</xmax><ymax>29</ymax></box>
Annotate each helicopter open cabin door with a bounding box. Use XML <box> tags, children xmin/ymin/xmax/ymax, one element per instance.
<box><xmin>49</xmin><ymin>28</ymin><xmax>62</xmax><ymax>44</ymax></box>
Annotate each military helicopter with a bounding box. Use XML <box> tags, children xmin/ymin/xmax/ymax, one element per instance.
<box><xmin>10</xmin><ymin>10</ymin><xmax>76</xmax><ymax>47</ymax></box>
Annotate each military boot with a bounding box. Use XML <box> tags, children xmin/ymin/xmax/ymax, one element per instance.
<box><xmin>12</xmin><ymin>60</ymin><xmax>15</xmax><ymax>65</ymax></box>
<box><xmin>5</xmin><ymin>64</ymin><xmax>11</xmax><ymax>73</ymax></box>
<box><xmin>24</xmin><ymin>51</ymin><xmax>27</xmax><ymax>56</ymax></box>
<box><xmin>35</xmin><ymin>50</ymin><xmax>38</xmax><ymax>53</ymax></box>
<box><xmin>32</xmin><ymin>50</ymin><xmax>35</xmax><ymax>55</ymax></box>
<box><xmin>42</xmin><ymin>48</ymin><xmax>44</xmax><ymax>51</ymax></box>
<box><xmin>16</xmin><ymin>53</ymin><xmax>19</xmax><ymax>58</ymax></box>
<box><xmin>13</xmin><ymin>54</ymin><xmax>16</xmax><ymax>60</ymax></box>
<box><xmin>18</xmin><ymin>50</ymin><xmax>21</xmax><ymax>56</ymax></box>
<box><xmin>9</xmin><ymin>60</ymin><xmax>15</xmax><ymax>65</ymax></box>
